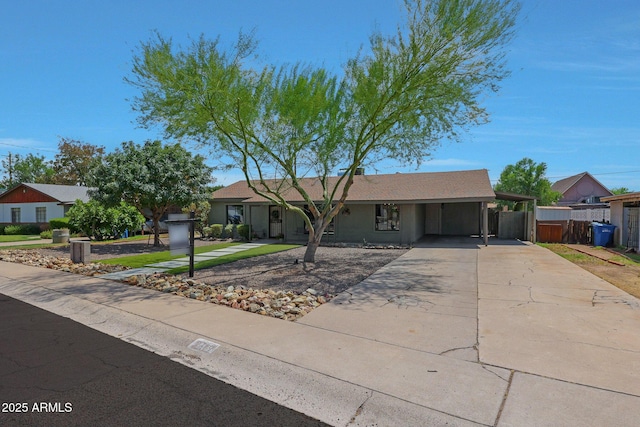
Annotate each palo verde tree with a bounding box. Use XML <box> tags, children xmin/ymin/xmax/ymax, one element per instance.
<box><xmin>88</xmin><ymin>140</ymin><xmax>213</xmax><ymax>246</ymax></box>
<box><xmin>127</xmin><ymin>0</ymin><xmax>519</xmax><ymax>262</ymax></box>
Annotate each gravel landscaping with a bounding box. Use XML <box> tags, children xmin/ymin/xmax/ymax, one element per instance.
<box><xmin>0</xmin><ymin>240</ymin><xmax>409</xmax><ymax>321</ymax></box>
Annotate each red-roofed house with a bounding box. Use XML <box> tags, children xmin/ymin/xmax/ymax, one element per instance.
<box><xmin>210</xmin><ymin>169</ymin><xmax>496</xmax><ymax>245</ymax></box>
<box><xmin>0</xmin><ymin>183</ymin><xmax>91</xmax><ymax>226</ymax></box>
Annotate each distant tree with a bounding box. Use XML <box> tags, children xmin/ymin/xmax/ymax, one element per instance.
<box><xmin>0</xmin><ymin>153</ymin><xmax>54</xmax><ymax>188</ymax></box>
<box><xmin>494</xmin><ymin>158</ymin><xmax>560</xmax><ymax>210</ymax></box>
<box><xmin>127</xmin><ymin>0</ymin><xmax>520</xmax><ymax>262</ymax></box>
<box><xmin>67</xmin><ymin>200</ymin><xmax>144</xmax><ymax>241</ymax></box>
<box><xmin>52</xmin><ymin>138</ymin><xmax>105</xmax><ymax>186</ymax></box>
<box><xmin>611</xmin><ymin>187</ymin><xmax>633</xmax><ymax>195</ymax></box>
<box><xmin>88</xmin><ymin>140</ymin><xmax>213</xmax><ymax>246</ymax></box>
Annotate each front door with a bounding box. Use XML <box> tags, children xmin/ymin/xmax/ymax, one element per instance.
<box><xmin>269</xmin><ymin>206</ymin><xmax>283</xmax><ymax>238</ymax></box>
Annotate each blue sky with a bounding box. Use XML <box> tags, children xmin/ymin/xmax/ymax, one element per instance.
<box><xmin>1</xmin><ymin>0</ymin><xmax>639</xmax><ymax>190</ymax></box>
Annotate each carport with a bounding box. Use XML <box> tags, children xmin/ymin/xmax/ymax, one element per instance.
<box><xmin>492</xmin><ymin>191</ymin><xmax>538</xmax><ymax>242</ymax></box>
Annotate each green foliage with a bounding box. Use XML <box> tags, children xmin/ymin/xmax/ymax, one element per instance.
<box><xmin>237</xmin><ymin>224</ymin><xmax>251</xmax><ymax>240</ymax></box>
<box><xmin>127</xmin><ymin>0</ymin><xmax>519</xmax><ymax>261</ymax></box>
<box><xmin>611</xmin><ymin>187</ymin><xmax>633</xmax><ymax>195</ymax></box>
<box><xmin>88</xmin><ymin>140</ymin><xmax>213</xmax><ymax>246</ymax></box>
<box><xmin>49</xmin><ymin>217</ymin><xmax>71</xmax><ymax>230</ymax></box>
<box><xmin>182</xmin><ymin>200</ymin><xmax>211</xmax><ymax>235</ymax></box>
<box><xmin>4</xmin><ymin>224</ymin><xmax>41</xmax><ymax>235</ymax></box>
<box><xmin>40</xmin><ymin>230</ymin><xmax>53</xmax><ymax>239</ymax></box>
<box><xmin>67</xmin><ymin>200</ymin><xmax>145</xmax><ymax>241</ymax></box>
<box><xmin>0</xmin><ymin>153</ymin><xmax>55</xmax><ymax>188</ymax></box>
<box><xmin>494</xmin><ymin>158</ymin><xmax>561</xmax><ymax>210</ymax></box>
<box><xmin>224</xmin><ymin>224</ymin><xmax>235</xmax><ymax>238</ymax></box>
<box><xmin>210</xmin><ymin>224</ymin><xmax>223</xmax><ymax>238</ymax></box>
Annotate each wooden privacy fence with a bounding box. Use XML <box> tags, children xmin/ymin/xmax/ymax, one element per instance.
<box><xmin>536</xmin><ymin>220</ymin><xmax>592</xmax><ymax>244</ymax></box>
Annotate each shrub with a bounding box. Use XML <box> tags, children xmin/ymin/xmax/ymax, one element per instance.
<box><xmin>67</xmin><ymin>200</ymin><xmax>144</xmax><ymax>241</ymax></box>
<box><xmin>237</xmin><ymin>224</ymin><xmax>251</xmax><ymax>240</ymax></box>
<box><xmin>210</xmin><ymin>224</ymin><xmax>223</xmax><ymax>238</ymax></box>
<box><xmin>3</xmin><ymin>225</ymin><xmax>23</xmax><ymax>235</ymax></box>
<box><xmin>49</xmin><ymin>216</ymin><xmax>74</xmax><ymax>233</ymax></box>
<box><xmin>0</xmin><ymin>225</ymin><xmax>4</xmax><ymax>235</ymax></box>
<box><xmin>40</xmin><ymin>230</ymin><xmax>53</xmax><ymax>239</ymax></box>
<box><xmin>4</xmin><ymin>224</ymin><xmax>41</xmax><ymax>235</ymax></box>
<box><xmin>223</xmin><ymin>224</ymin><xmax>235</xmax><ymax>238</ymax></box>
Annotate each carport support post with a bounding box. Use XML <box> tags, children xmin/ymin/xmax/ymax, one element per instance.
<box><xmin>482</xmin><ymin>201</ymin><xmax>489</xmax><ymax>246</ymax></box>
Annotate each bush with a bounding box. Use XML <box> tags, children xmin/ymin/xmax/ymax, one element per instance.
<box><xmin>3</xmin><ymin>225</ymin><xmax>23</xmax><ymax>235</ymax></box>
<box><xmin>50</xmin><ymin>217</ymin><xmax>72</xmax><ymax>231</ymax></box>
<box><xmin>223</xmin><ymin>224</ymin><xmax>235</xmax><ymax>238</ymax></box>
<box><xmin>40</xmin><ymin>230</ymin><xmax>53</xmax><ymax>239</ymax></box>
<box><xmin>0</xmin><ymin>225</ymin><xmax>4</xmax><ymax>235</ymax></box>
<box><xmin>237</xmin><ymin>224</ymin><xmax>251</xmax><ymax>240</ymax></box>
<box><xmin>201</xmin><ymin>226</ymin><xmax>212</xmax><ymax>238</ymax></box>
<box><xmin>210</xmin><ymin>224</ymin><xmax>223</xmax><ymax>238</ymax></box>
<box><xmin>4</xmin><ymin>224</ymin><xmax>41</xmax><ymax>235</ymax></box>
<box><xmin>67</xmin><ymin>200</ymin><xmax>145</xmax><ymax>241</ymax></box>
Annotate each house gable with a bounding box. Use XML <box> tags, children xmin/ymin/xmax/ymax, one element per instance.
<box><xmin>0</xmin><ymin>184</ymin><xmax>59</xmax><ymax>204</ymax></box>
<box><xmin>552</xmin><ymin>172</ymin><xmax>613</xmax><ymax>205</ymax></box>
<box><xmin>0</xmin><ymin>183</ymin><xmax>91</xmax><ymax>205</ymax></box>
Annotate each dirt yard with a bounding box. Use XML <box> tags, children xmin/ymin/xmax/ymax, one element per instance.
<box><xmin>543</xmin><ymin>244</ymin><xmax>640</xmax><ymax>299</ymax></box>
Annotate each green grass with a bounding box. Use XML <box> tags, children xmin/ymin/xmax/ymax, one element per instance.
<box><xmin>99</xmin><ymin>242</ymin><xmax>239</xmax><ymax>268</ymax></box>
<box><xmin>167</xmin><ymin>244</ymin><xmax>301</xmax><ymax>274</ymax></box>
<box><xmin>0</xmin><ymin>235</ymin><xmax>43</xmax><ymax>243</ymax></box>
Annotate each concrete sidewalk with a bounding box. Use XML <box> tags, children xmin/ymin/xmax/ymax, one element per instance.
<box><xmin>1</xmin><ymin>240</ymin><xmax>639</xmax><ymax>426</ymax></box>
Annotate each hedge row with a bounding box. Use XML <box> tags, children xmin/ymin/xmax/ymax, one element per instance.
<box><xmin>201</xmin><ymin>223</ymin><xmax>251</xmax><ymax>240</ymax></box>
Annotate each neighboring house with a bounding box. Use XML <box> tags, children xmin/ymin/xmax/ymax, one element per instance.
<box><xmin>551</xmin><ymin>172</ymin><xmax>613</xmax><ymax>208</ymax></box>
<box><xmin>601</xmin><ymin>192</ymin><xmax>640</xmax><ymax>252</ymax></box>
<box><xmin>210</xmin><ymin>169</ymin><xmax>497</xmax><ymax>245</ymax></box>
<box><xmin>0</xmin><ymin>183</ymin><xmax>91</xmax><ymax>226</ymax></box>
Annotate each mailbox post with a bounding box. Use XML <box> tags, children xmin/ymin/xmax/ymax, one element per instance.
<box><xmin>166</xmin><ymin>211</ymin><xmax>200</xmax><ymax>278</ymax></box>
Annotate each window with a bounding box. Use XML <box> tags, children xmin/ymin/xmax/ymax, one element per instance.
<box><xmin>375</xmin><ymin>204</ymin><xmax>399</xmax><ymax>231</ymax></box>
<box><xmin>11</xmin><ymin>208</ymin><xmax>21</xmax><ymax>223</ymax></box>
<box><xmin>36</xmin><ymin>207</ymin><xmax>47</xmax><ymax>223</ymax></box>
<box><xmin>226</xmin><ymin>205</ymin><xmax>244</xmax><ymax>224</ymax></box>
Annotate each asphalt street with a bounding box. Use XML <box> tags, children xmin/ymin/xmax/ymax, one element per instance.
<box><xmin>0</xmin><ymin>293</ymin><xmax>328</xmax><ymax>427</ymax></box>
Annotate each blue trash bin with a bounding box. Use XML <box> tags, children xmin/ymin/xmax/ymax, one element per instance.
<box><xmin>591</xmin><ymin>223</ymin><xmax>616</xmax><ymax>247</ymax></box>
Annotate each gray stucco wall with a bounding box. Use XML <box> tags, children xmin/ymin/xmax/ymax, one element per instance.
<box><xmin>441</xmin><ymin>202</ymin><xmax>480</xmax><ymax>235</ymax></box>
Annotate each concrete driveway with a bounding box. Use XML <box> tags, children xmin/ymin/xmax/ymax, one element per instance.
<box><xmin>1</xmin><ymin>237</ymin><xmax>639</xmax><ymax>426</ymax></box>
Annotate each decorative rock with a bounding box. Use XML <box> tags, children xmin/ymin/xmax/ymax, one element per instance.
<box><xmin>0</xmin><ymin>248</ymin><xmax>333</xmax><ymax>322</ymax></box>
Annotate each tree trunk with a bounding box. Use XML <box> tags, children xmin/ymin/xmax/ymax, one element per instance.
<box><xmin>153</xmin><ymin>217</ymin><xmax>161</xmax><ymax>247</ymax></box>
<box><xmin>303</xmin><ymin>237</ymin><xmax>320</xmax><ymax>263</ymax></box>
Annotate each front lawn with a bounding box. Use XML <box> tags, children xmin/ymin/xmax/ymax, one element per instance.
<box><xmin>0</xmin><ymin>235</ymin><xmax>43</xmax><ymax>243</ymax></box>
<box><xmin>167</xmin><ymin>244</ymin><xmax>300</xmax><ymax>274</ymax></box>
<box><xmin>99</xmin><ymin>242</ymin><xmax>239</xmax><ymax>268</ymax></box>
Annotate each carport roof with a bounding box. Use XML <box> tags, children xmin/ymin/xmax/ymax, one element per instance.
<box><xmin>601</xmin><ymin>191</ymin><xmax>640</xmax><ymax>203</ymax></box>
<box><xmin>213</xmin><ymin>169</ymin><xmax>496</xmax><ymax>204</ymax></box>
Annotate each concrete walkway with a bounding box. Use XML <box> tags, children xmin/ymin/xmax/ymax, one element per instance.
<box><xmin>1</xmin><ymin>239</ymin><xmax>639</xmax><ymax>426</ymax></box>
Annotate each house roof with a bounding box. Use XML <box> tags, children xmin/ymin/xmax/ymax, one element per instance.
<box><xmin>213</xmin><ymin>169</ymin><xmax>496</xmax><ymax>204</ymax></box>
<box><xmin>0</xmin><ymin>183</ymin><xmax>91</xmax><ymax>204</ymax></box>
<box><xmin>551</xmin><ymin>172</ymin><xmax>613</xmax><ymax>196</ymax></box>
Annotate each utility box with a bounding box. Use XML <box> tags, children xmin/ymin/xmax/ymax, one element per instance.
<box><xmin>70</xmin><ymin>241</ymin><xmax>91</xmax><ymax>264</ymax></box>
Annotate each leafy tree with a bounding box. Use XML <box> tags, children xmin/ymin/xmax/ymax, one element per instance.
<box><xmin>611</xmin><ymin>187</ymin><xmax>633</xmax><ymax>195</ymax></box>
<box><xmin>127</xmin><ymin>0</ymin><xmax>519</xmax><ymax>262</ymax></box>
<box><xmin>52</xmin><ymin>138</ymin><xmax>105</xmax><ymax>186</ymax></box>
<box><xmin>494</xmin><ymin>158</ymin><xmax>560</xmax><ymax>210</ymax></box>
<box><xmin>68</xmin><ymin>200</ymin><xmax>144</xmax><ymax>241</ymax></box>
<box><xmin>182</xmin><ymin>200</ymin><xmax>211</xmax><ymax>236</ymax></box>
<box><xmin>88</xmin><ymin>140</ymin><xmax>213</xmax><ymax>246</ymax></box>
<box><xmin>0</xmin><ymin>153</ymin><xmax>55</xmax><ymax>188</ymax></box>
